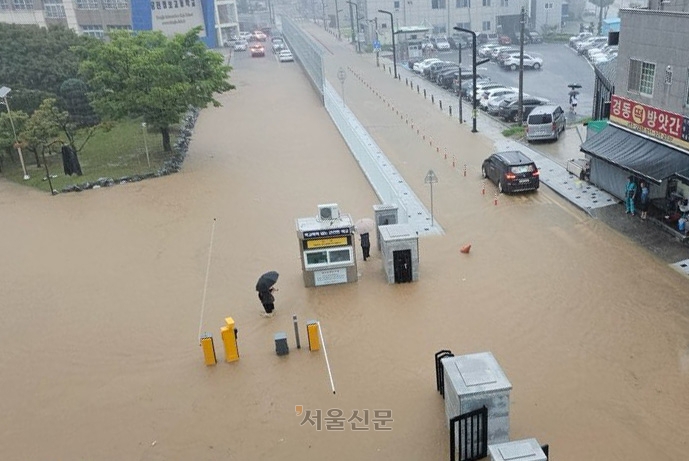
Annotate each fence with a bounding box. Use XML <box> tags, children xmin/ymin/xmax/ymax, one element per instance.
<box><xmin>281</xmin><ymin>16</ymin><xmax>324</xmax><ymax>102</ymax></box>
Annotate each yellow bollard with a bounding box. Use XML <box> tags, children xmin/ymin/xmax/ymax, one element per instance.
<box><xmin>221</xmin><ymin>317</ymin><xmax>239</xmax><ymax>362</ymax></box>
<box><xmin>200</xmin><ymin>332</ymin><xmax>217</xmax><ymax>366</ymax></box>
<box><xmin>307</xmin><ymin>321</ymin><xmax>320</xmax><ymax>351</ymax></box>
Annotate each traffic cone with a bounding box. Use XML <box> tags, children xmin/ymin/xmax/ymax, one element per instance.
<box><xmin>460</xmin><ymin>244</ymin><xmax>471</xmax><ymax>254</ymax></box>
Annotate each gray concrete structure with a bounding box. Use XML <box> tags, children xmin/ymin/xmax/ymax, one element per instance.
<box><xmin>373</xmin><ymin>203</ymin><xmax>398</xmax><ymax>250</ymax></box>
<box><xmin>379</xmin><ymin>223</ymin><xmax>419</xmax><ymax>283</ymax></box>
<box><xmin>274</xmin><ymin>332</ymin><xmax>289</xmax><ymax>356</ymax></box>
<box><xmin>488</xmin><ymin>438</ymin><xmax>547</xmax><ymax>461</ymax></box>
<box><xmin>442</xmin><ymin>352</ymin><xmax>512</xmax><ymax>443</ymax></box>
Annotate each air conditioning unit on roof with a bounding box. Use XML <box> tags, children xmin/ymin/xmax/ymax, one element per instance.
<box><xmin>318</xmin><ymin>204</ymin><xmax>340</xmax><ymax>221</ymax></box>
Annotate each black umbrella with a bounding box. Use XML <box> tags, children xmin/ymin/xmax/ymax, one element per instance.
<box><xmin>256</xmin><ymin>271</ymin><xmax>279</xmax><ymax>292</ymax></box>
<box><xmin>567</xmin><ymin>83</ymin><xmax>582</xmax><ymax>90</ymax></box>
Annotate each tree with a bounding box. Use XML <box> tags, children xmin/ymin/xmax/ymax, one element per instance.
<box><xmin>19</xmin><ymin>99</ymin><xmax>61</xmax><ymax>168</ymax></box>
<box><xmin>78</xmin><ymin>28</ymin><xmax>234</xmax><ymax>152</ymax></box>
<box><xmin>0</xmin><ymin>24</ymin><xmax>92</xmax><ymax>113</ymax></box>
<box><xmin>60</xmin><ymin>78</ymin><xmax>100</xmax><ymax>127</ymax></box>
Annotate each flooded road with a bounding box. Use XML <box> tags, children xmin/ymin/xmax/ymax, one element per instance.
<box><xmin>0</xmin><ymin>28</ymin><xmax>688</xmax><ymax>461</ymax></box>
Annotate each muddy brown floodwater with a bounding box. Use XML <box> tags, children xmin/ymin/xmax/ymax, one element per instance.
<box><xmin>0</xmin><ymin>29</ymin><xmax>688</xmax><ymax>461</ymax></box>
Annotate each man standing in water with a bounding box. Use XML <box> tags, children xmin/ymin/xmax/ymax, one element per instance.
<box><xmin>625</xmin><ymin>176</ymin><xmax>637</xmax><ymax>216</ymax></box>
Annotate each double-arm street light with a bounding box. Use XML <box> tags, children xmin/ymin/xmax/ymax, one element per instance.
<box><xmin>378</xmin><ymin>9</ymin><xmax>397</xmax><ymax>79</ymax></box>
<box><xmin>452</xmin><ymin>27</ymin><xmax>490</xmax><ymax>133</ymax></box>
<box><xmin>346</xmin><ymin>1</ymin><xmax>361</xmax><ymax>52</ymax></box>
<box><xmin>0</xmin><ymin>86</ymin><xmax>29</xmax><ymax>180</ymax></box>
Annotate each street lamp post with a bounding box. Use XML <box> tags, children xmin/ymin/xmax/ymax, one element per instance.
<box><xmin>0</xmin><ymin>86</ymin><xmax>29</xmax><ymax>180</ymax></box>
<box><xmin>517</xmin><ymin>7</ymin><xmax>526</xmax><ymax>125</ymax></box>
<box><xmin>347</xmin><ymin>1</ymin><xmax>355</xmax><ymax>46</ymax></box>
<box><xmin>378</xmin><ymin>9</ymin><xmax>397</xmax><ymax>79</ymax></box>
<box><xmin>424</xmin><ymin>170</ymin><xmax>438</xmax><ymax>227</ymax></box>
<box><xmin>346</xmin><ymin>1</ymin><xmax>361</xmax><ymax>53</ymax></box>
<box><xmin>458</xmin><ymin>41</ymin><xmax>462</xmax><ymax>124</ymax></box>
<box><xmin>453</xmin><ymin>27</ymin><xmax>490</xmax><ymax>133</ymax></box>
<box><xmin>369</xmin><ymin>18</ymin><xmax>380</xmax><ymax>67</ymax></box>
<box><xmin>334</xmin><ymin>0</ymin><xmax>341</xmax><ymax>39</ymax></box>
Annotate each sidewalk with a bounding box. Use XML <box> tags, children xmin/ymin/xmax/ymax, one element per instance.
<box><xmin>300</xmin><ymin>22</ymin><xmax>689</xmax><ymax>271</ymax></box>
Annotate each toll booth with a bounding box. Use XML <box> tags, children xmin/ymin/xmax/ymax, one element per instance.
<box><xmin>379</xmin><ymin>223</ymin><xmax>418</xmax><ymax>283</ymax></box>
<box><xmin>441</xmin><ymin>352</ymin><xmax>512</xmax><ymax>444</ymax></box>
<box><xmin>296</xmin><ymin>204</ymin><xmax>358</xmax><ymax>287</ymax></box>
<box><xmin>373</xmin><ymin>203</ymin><xmax>399</xmax><ymax>250</ymax></box>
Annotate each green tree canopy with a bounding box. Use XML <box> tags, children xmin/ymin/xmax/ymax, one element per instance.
<box><xmin>78</xmin><ymin>28</ymin><xmax>234</xmax><ymax>151</ymax></box>
<box><xmin>0</xmin><ymin>24</ymin><xmax>93</xmax><ymax>113</ymax></box>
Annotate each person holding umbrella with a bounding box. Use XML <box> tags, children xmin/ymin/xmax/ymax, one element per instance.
<box><xmin>355</xmin><ymin>217</ymin><xmax>375</xmax><ymax>261</ymax></box>
<box><xmin>256</xmin><ymin>271</ymin><xmax>279</xmax><ymax>318</ymax></box>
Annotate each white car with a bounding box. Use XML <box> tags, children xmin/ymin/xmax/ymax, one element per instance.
<box><xmin>278</xmin><ymin>49</ymin><xmax>294</xmax><ymax>62</ymax></box>
<box><xmin>480</xmin><ymin>87</ymin><xmax>518</xmax><ymax>110</ymax></box>
<box><xmin>434</xmin><ymin>38</ymin><xmax>451</xmax><ymax>51</ymax></box>
<box><xmin>233</xmin><ymin>39</ymin><xmax>248</xmax><ymax>51</ymax></box>
<box><xmin>478</xmin><ymin>43</ymin><xmax>500</xmax><ymax>58</ymax></box>
<box><xmin>592</xmin><ymin>52</ymin><xmax>617</xmax><ymax>65</ymax></box>
<box><xmin>239</xmin><ymin>31</ymin><xmax>252</xmax><ymax>41</ymax></box>
<box><xmin>413</xmin><ymin>58</ymin><xmax>441</xmax><ymax>74</ymax></box>
<box><xmin>501</xmin><ymin>53</ymin><xmax>543</xmax><ymax>70</ymax></box>
<box><xmin>252</xmin><ymin>30</ymin><xmax>267</xmax><ymax>41</ymax></box>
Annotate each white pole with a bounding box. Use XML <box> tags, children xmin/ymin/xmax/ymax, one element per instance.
<box><xmin>197</xmin><ymin>218</ymin><xmax>217</xmax><ymax>342</ymax></box>
<box><xmin>142</xmin><ymin>122</ymin><xmax>151</xmax><ymax>168</ymax></box>
<box><xmin>316</xmin><ymin>321</ymin><xmax>336</xmax><ymax>394</ymax></box>
<box><xmin>3</xmin><ymin>96</ymin><xmax>29</xmax><ymax>180</ymax></box>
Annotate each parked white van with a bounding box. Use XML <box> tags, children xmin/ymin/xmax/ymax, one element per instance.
<box><xmin>526</xmin><ymin>105</ymin><xmax>566</xmax><ymax>142</ymax></box>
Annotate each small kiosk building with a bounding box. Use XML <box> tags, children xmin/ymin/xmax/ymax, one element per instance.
<box><xmin>379</xmin><ymin>223</ymin><xmax>419</xmax><ymax>284</ymax></box>
<box><xmin>296</xmin><ymin>204</ymin><xmax>358</xmax><ymax>288</ymax></box>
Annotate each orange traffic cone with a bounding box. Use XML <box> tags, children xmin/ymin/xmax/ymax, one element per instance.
<box><xmin>460</xmin><ymin>244</ymin><xmax>471</xmax><ymax>254</ymax></box>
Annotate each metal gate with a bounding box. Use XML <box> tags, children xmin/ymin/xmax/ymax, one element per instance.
<box><xmin>435</xmin><ymin>349</ymin><xmax>454</xmax><ymax>397</ymax></box>
<box><xmin>449</xmin><ymin>406</ymin><xmax>488</xmax><ymax>461</ymax></box>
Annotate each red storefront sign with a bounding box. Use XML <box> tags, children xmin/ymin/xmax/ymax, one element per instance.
<box><xmin>609</xmin><ymin>94</ymin><xmax>689</xmax><ymax>151</ymax></box>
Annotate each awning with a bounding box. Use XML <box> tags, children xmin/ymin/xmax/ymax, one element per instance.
<box><xmin>580</xmin><ymin>125</ymin><xmax>689</xmax><ymax>185</ymax></box>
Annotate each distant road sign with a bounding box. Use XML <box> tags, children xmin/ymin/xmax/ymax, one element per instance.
<box><xmin>373</xmin><ymin>39</ymin><xmax>381</xmax><ymax>50</ymax></box>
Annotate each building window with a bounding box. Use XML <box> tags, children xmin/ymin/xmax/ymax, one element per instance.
<box><xmin>628</xmin><ymin>58</ymin><xmax>655</xmax><ymax>96</ymax></box>
<box><xmin>13</xmin><ymin>0</ymin><xmax>34</xmax><ymax>9</ymax></box>
<box><xmin>102</xmin><ymin>0</ymin><xmax>127</xmax><ymax>9</ymax></box>
<box><xmin>81</xmin><ymin>25</ymin><xmax>104</xmax><ymax>38</ymax></box>
<box><xmin>482</xmin><ymin>20</ymin><xmax>490</xmax><ymax>31</ymax></box>
<box><xmin>108</xmin><ymin>24</ymin><xmax>132</xmax><ymax>30</ymax></box>
<box><xmin>44</xmin><ymin>0</ymin><xmax>66</xmax><ymax>18</ymax></box>
<box><xmin>500</xmin><ymin>0</ymin><xmax>508</xmax><ymax>5</ymax></box>
<box><xmin>456</xmin><ymin>0</ymin><xmax>469</xmax><ymax>7</ymax></box>
<box><xmin>393</xmin><ymin>0</ymin><xmax>399</xmax><ymax>8</ymax></box>
<box><xmin>482</xmin><ymin>0</ymin><xmax>490</xmax><ymax>6</ymax></box>
<box><xmin>0</xmin><ymin>0</ymin><xmax>9</xmax><ymax>9</ymax></box>
<box><xmin>76</xmin><ymin>0</ymin><xmax>99</xmax><ymax>9</ymax></box>
<box><xmin>432</xmin><ymin>0</ymin><xmax>446</xmax><ymax>9</ymax></box>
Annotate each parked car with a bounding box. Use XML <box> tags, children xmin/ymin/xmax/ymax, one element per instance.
<box><xmin>486</xmin><ymin>93</ymin><xmax>524</xmax><ymax>115</ymax></box>
<box><xmin>494</xmin><ymin>47</ymin><xmax>521</xmax><ymax>64</ymax></box>
<box><xmin>482</xmin><ymin>150</ymin><xmax>540</xmax><ymax>194</ymax></box>
<box><xmin>414</xmin><ymin>58</ymin><xmax>441</xmax><ymax>74</ymax></box>
<box><xmin>526</xmin><ymin>31</ymin><xmax>542</xmax><ymax>44</ymax></box>
<box><xmin>465</xmin><ymin>82</ymin><xmax>506</xmax><ymax>102</ymax></box>
<box><xmin>278</xmin><ymin>49</ymin><xmax>294</xmax><ymax>62</ymax></box>
<box><xmin>433</xmin><ymin>64</ymin><xmax>459</xmax><ymax>83</ymax></box>
<box><xmin>477</xmin><ymin>32</ymin><xmax>499</xmax><ymax>44</ymax></box>
<box><xmin>498</xmin><ymin>96</ymin><xmax>549</xmax><ymax>123</ymax></box>
<box><xmin>271</xmin><ymin>38</ymin><xmax>285</xmax><ymax>52</ymax></box>
<box><xmin>433</xmin><ymin>36</ymin><xmax>451</xmax><ymax>51</ymax></box>
<box><xmin>479</xmin><ymin>43</ymin><xmax>501</xmax><ymax>58</ymax></box>
<box><xmin>576</xmin><ymin>36</ymin><xmax>608</xmax><ymax>54</ymax></box>
<box><xmin>498</xmin><ymin>35</ymin><xmax>512</xmax><ymax>45</ymax></box>
<box><xmin>569</xmin><ymin>31</ymin><xmax>592</xmax><ymax>47</ymax></box>
<box><xmin>501</xmin><ymin>53</ymin><xmax>543</xmax><ymax>70</ymax></box>
<box><xmin>525</xmin><ymin>105</ymin><xmax>566</xmax><ymax>142</ymax></box>
<box><xmin>233</xmin><ymin>39</ymin><xmax>248</xmax><ymax>51</ymax></box>
<box><xmin>479</xmin><ymin>87</ymin><xmax>518</xmax><ymax>110</ymax></box>
<box><xmin>239</xmin><ymin>31</ymin><xmax>252</xmax><ymax>41</ymax></box>
<box><xmin>425</xmin><ymin>61</ymin><xmax>453</xmax><ymax>79</ymax></box>
<box><xmin>592</xmin><ymin>52</ymin><xmax>617</xmax><ymax>65</ymax></box>
<box><xmin>448</xmin><ymin>34</ymin><xmax>470</xmax><ymax>50</ymax></box>
<box><xmin>250</xmin><ymin>43</ymin><xmax>265</xmax><ymax>57</ymax></box>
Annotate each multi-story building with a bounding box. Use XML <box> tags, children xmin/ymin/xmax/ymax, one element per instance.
<box><xmin>0</xmin><ymin>0</ymin><xmax>239</xmax><ymax>46</ymax></box>
<box><xmin>581</xmin><ymin>3</ymin><xmax>689</xmax><ymax>229</ymax></box>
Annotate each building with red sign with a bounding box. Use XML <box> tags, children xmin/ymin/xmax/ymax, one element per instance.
<box><xmin>581</xmin><ymin>5</ymin><xmax>689</xmax><ymax>230</ymax></box>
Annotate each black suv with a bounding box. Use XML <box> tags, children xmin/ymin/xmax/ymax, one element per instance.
<box><xmin>481</xmin><ymin>151</ymin><xmax>540</xmax><ymax>194</ymax></box>
<box><xmin>498</xmin><ymin>97</ymin><xmax>549</xmax><ymax>123</ymax></box>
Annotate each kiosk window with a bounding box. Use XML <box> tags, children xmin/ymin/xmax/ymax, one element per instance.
<box><xmin>329</xmin><ymin>249</ymin><xmax>352</xmax><ymax>263</ymax></box>
<box><xmin>306</xmin><ymin>250</ymin><xmax>328</xmax><ymax>265</ymax></box>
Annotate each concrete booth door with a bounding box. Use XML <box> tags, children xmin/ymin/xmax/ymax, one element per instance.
<box><xmin>393</xmin><ymin>249</ymin><xmax>413</xmax><ymax>283</ymax></box>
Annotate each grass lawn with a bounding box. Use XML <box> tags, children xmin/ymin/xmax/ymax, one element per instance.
<box><xmin>1</xmin><ymin>118</ymin><xmax>178</xmax><ymax>194</ymax></box>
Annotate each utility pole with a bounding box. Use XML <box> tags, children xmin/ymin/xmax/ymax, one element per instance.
<box><xmin>458</xmin><ymin>41</ymin><xmax>462</xmax><ymax>124</ymax></box>
<box><xmin>348</xmin><ymin>0</ymin><xmax>355</xmax><ymax>46</ymax></box>
<box><xmin>334</xmin><ymin>0</ymin><xmax>341</xmax><ymax>39</ymax></box>
<box><xmin>518</xmin><ymin>7</ymin><xmax>525</xmax><ymax>125</ymax></box>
